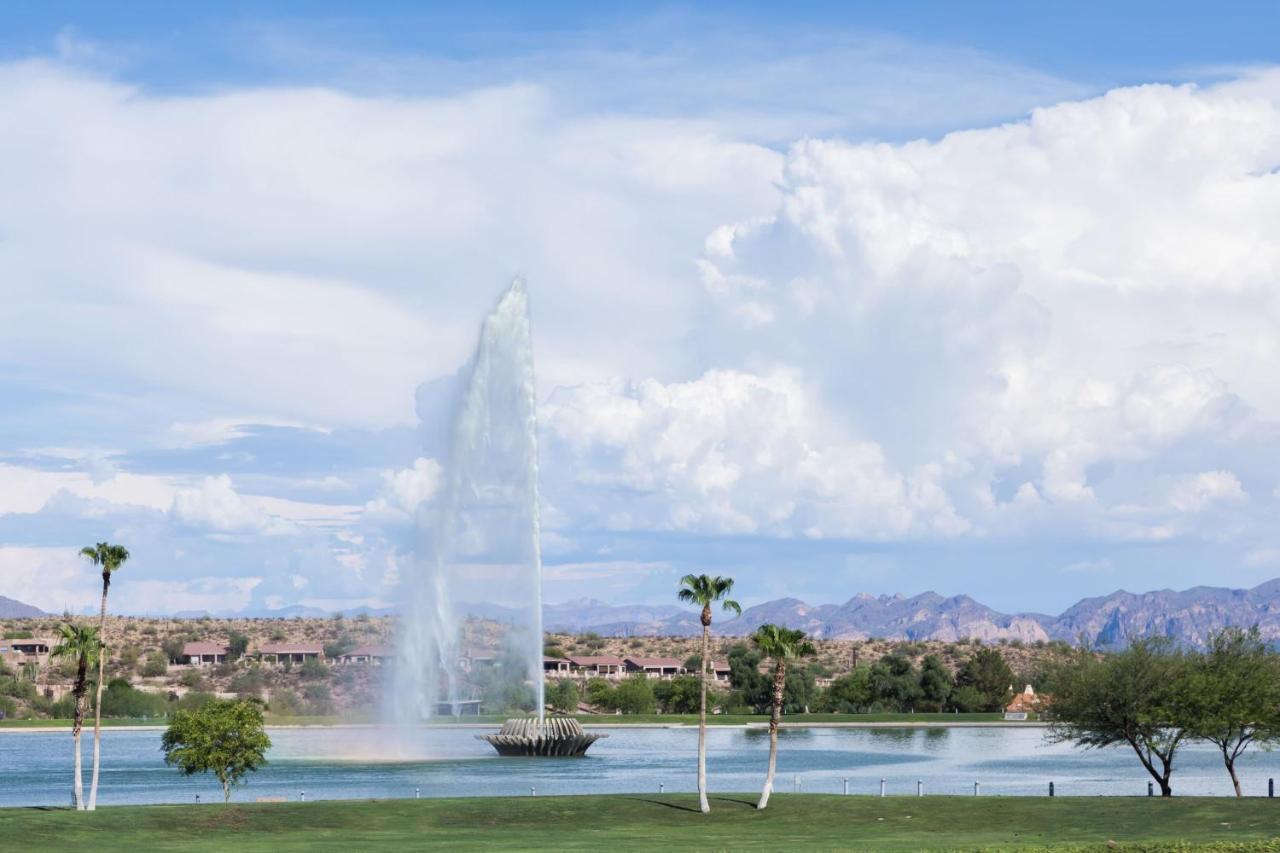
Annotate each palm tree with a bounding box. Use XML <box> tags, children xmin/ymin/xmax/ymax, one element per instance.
<box><xmin>51</xmin><ymin>623</ymin><xmax>101</xmax><ymax>811</ymax></box>
<box><xmin>80</xmin><ymin>541</ymin><xmax>129</xmax><ymax>811</ymax></box>
<box><xmin>751</xmin><ymin>623</ymin><xmax>816</xmax><ymax>810</ymax></box>
<box><xmin>677</xmin><ymin>574</ymin><xmax>740</xmax><ymax>814</ymax></box>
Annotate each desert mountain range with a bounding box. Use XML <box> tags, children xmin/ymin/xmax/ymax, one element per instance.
<box><xmin>7</xmin><ymin>580</ymin><xmax>1280</xmax><ymax>649</ymax></box>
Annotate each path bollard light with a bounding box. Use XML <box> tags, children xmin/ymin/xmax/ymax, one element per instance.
<box><xmin>974</xmin><ymin>782</ymin><xmax>980</xmax><ymax>796</ymax></box>
<box><xmin>658</xmin><ymin>784</ymin><xmax>664</xmax><ymax>794</ymax></box>
<box><xmin>300</xmin><ymin>791</ymin><xmax>305</xmax><ymax>803</ymax></box>
<box><xmin>530</xmin><ymin>786</ymin><xmax>536</xmax><ymax>797</ymax></box>
<box><xmin>880</xmin><ymin>779</ymin><xmax>886</xmax><ymax>798</ymax></box>
<box><xmin>415</xmin><ymin>787</ymin><xmax>420</xmax><ymax>799</ymax></box>
<box><xmin>195</xmin><ymin>795</ymin><xmax>200</xmax><ymax>804</ymax></box>
<box><xmin>1270</xmin><ymin>778</ymin><xmax>1275</xmax><ymax>798</ymax></box>
<box><xmin>1049</xmin><ymin>781</ymin><xmax>1055</xmax><ymax>797</ymax></box>
<box><xmin>917</xmin><ymin>780</ymin><xmax>923</xmax><ymax>797</ymax></box>
<box><xmin>1147</xmin><ymin>782</ymin><xmax>1154</xmax><ymax>797</ymax></box>
<box><xmin>843</xmin><ymin>778</ymin><xmax>849</xmax><ymax>796</ymax></box>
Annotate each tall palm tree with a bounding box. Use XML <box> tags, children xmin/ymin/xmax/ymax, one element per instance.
<box><xmin>80</xmin><ymin>541</ymin><xmax>129</xmax><ymax>811</ymax></box>
<box><xmin>677</xmin><ymin>573</ymin><xmax>740</xmax><ymax>814</ymax></box>
<box><xmin>51</xmin><ymin>623</ymin><xmax>101</xmax><ymax>811</ymax></box>
<box><xmin>751</xmin><ymin>623</ymin><xmax>816</xmax><ymax>810</ymax></box>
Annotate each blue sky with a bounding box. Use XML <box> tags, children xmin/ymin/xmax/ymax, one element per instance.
<box><xmin>2</xmin><ymin>3</ymin><xmax>1280</xmax><ymax>616</ymax></box>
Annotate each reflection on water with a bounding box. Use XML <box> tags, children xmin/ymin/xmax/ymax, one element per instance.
<box><xmin>1</xmin><ymin>724</ymin><xmax>1275</xmax><ymax>807</ymax></box>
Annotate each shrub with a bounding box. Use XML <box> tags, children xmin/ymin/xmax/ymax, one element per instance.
<box><xmin>3</xmin><ymin>630</ymin><xmax>33</xmax><ymax>640</ymax></box>
<box><xmin>141</xmin><ymin>650</ymin><xmax>170</xmax><ymax>677</ymax></box>
<box><xmin>302</xmin><ymin>683</ymin><xmax>334</xmax><ymax>715</ymax></box>
<box><xmin>101</xmin><ymin>679</ymin><xmax>168</xmax><ymax>718</ymax></box>
<box><xmin>299</xmin><ymin>657</ymin><xmax>330</xmax><ymax>681</ymax></box>
<box><xmin>610</xmin><ymin>675</ymin><xmax>657</xmax><ymax>714</ymax></box>
<box><xmin>229</xmin><ymin>667</ymin><xmax>268</xmax><ymax>698</ymax></box>
<box><xmin>173</xmin><ymin>691</ymin><xmax>217</xmax><ymax>712</ymax></box>
<box><xmin>161</xmin><ymin>637</ymin><xmax>188</xmax><ymax>662</ymax></box>
<box><xmin>269</xmin><ymin>688</ymin><xmax>304</xmax><ymax>716</ymax></box>
<box><xmin>228</xmin><ymin>632</ymin><xmax>249</xmax><ymax>661</ymax></box>
<box><xmin>117</xmin><ymin>645</ymin><xmax>142</xmax><ymax>670</ymax></box>
<box><xmin>178</xmin><ymin>669</ymin><xmax>208</xmax><ymax>690</ymax></box>
<box><xmin>323</xmin><ymin>636</ymin><xmax>356</xmax><ymax>659</ymax></box>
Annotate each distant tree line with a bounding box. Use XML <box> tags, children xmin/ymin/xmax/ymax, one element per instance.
<box><xmin>545</xmin><ymin>643</ymin><xmax>1022</xmax><ymax>717</ymax></box>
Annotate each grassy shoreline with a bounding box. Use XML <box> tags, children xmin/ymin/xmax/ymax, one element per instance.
<box><xmin>0</xmin><ymin>711</ymin><xmax>1035</xmax><ymax>731</ymax></box>
<box><xmin>1</xmin><ymin>794</ymin><xmax>1276</xmax><ymax>851</ymax></box>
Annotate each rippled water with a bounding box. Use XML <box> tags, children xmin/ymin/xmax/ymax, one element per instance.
<box><xmin>2</xmin><ymin>725</ymin><xmax>1276</xmax><ymax>807</ymax></box>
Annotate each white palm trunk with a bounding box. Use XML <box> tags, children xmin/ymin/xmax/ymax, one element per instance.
<box><xmin>72</xmin><ymin>728</ymin><xmax>84</xmax><ymax>810</ymax></box>
<box><xmin>757</xmin><ymin>661</ymin><xmax>786</xmax><ymax>809</ymax></box>
<box><xmin>89</xmin><ymin>580</ymin><xmax>108</xmax><ymax>811</ymax></box>
<box><xmin>698</xmin><ymin>619</ymin><xmax>710</xmax><ymax>813</ymax></box>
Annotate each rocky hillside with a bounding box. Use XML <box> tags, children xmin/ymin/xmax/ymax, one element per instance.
<box><xmin>0</xmin><ymin>596</ymin><xmax>44</xmax><ymax>618</ymax></box>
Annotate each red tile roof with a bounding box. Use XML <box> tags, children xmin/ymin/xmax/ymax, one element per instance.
<box><xmin>342</xmin><ymin>644</ymin><xmax>394</xmax><ymax>658</ymax></box>
<box><xmin>569</xmin><ymin>655</ymin><xmax>626</xmax><ymax>667</ymax></box>
<box><xmin>182</xmin><ymin>642</ymin><xmax>229</xmax><ymax>656</ymax></box>
<box><xmin>625</xmin><ymin>657</ymin><xmax>684</xmax><ymax>669</ymax></box>
<box><xmin>257</xmin><ymin>643</ymin><xmax>324</xmax><ymax>655</ymax></box>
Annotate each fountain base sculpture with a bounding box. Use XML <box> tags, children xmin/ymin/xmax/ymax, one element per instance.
<box><xmin>479</xmin><ymin>717</ymin><xmax>605</xmax><ymax>757</ymax></box>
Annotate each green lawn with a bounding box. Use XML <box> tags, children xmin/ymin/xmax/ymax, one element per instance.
<box><xmin>1</xmin><ymin>795</ymin><xmax>1277</xmax><ymax>852</ymax></box>
<box><xmin>0</xmin><ymin>711</ymin><xmax>1029</xmax><ymax>729</ymax></box>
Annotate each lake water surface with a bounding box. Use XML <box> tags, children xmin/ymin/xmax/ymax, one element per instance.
<box><xmin>1</xmin><ymin>725</ymin><xmax>1275</xmax><ymax>807</ymax></box>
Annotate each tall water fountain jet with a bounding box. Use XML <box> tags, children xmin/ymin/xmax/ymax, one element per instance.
<box><xmin>392</xmin><ymin>278</ymin><xmax>545</xmax><ymax>730</ymax></box>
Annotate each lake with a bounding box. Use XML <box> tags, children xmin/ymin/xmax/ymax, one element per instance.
<box><xmin>1</xmin><ymin>724</ymin><xmax>1275</xmax><ymax>807</ymax></box>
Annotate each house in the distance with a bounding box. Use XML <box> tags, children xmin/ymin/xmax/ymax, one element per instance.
<box><xmin>708</xmin><ymin>660</ymin><xmax>732</xmax><ymax>684</ymax></box>
<box><xmin>0</xmin><ymin>638</ymin><xmax>52</xmax><ymax>667</ymax></box>
<box><xmin>569</xmin><ymin>655</ymin><xmax>626</xmax><ymax>679</ymax></box>
<box><xmin>256</xmin><ymin>642</ymin><xmax>324</xmax><ymax>665</ymax></box>
<box><xmin>544</xmin><ymin>657</ymin><xmax>572</xmax><ymax>676</ymax></box>
<box><xmin>458</xmin><ymin>647</ymin><xmax>497</xmax><ymax>674</ymax></box>
<box><xmin>181</xmin><ymin>642</ymin><xmax>229</xmax><ymax>666</ymax></box>
<box><xmin>337</xmin><ymin>645</ymin><xmax>395</xmax><ymax>665</ymax></box>
<box><xmin>624</xmin><ymin>657</ymin><xmax>683</xmax><ymax>680</ymax></box>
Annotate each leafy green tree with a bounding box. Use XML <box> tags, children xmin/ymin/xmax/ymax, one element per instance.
<box><xmin>653</xmin><ymin>675</ymin><xmax>704</xmax><ymax>714</ymax></box>
<box><xmin>869</xmin><ymin>654</ymin><xmax>922</xmax><ymax>711</ymax></box>
<box><xmin>819</xmin><ymin>668</ymin><xmax>873</xmax><ymax>713</ymax></box>
<box><xmin>162</xmin><ymin>699</ymin><xmax>271</xmax><ymax>803</ymax></box>
<box><xmin>1049</xmin><ymin>639</ymin><xmax>1191</xmax><ymax>797</ymax></box>
<box><xmin>677</xmin><ymin>573</ymin><xmax>740</xmax><ymax>814</ymax></box>
<box><xmin>918</xmin><ymin>655</ymin><xmax>954</xmax><ymax>711</ymax></box>
<box><xmin>80</xmin><ymin>540</ymin><xmax>129</xmax><ymax>811</ymax></box>
<box><xmin>948</xmin><ymin>684</ymin><xmax>987</xmax><ymax>712</ymax></box>
<box><xmin>752</xmin><ymin>624</ymin><xmax>816</xmax><ymax>810</ymax></box>
<box><xmin>583</xmin><ymin>677</ymin><xmax>614</xmax><ymax>710</ymax></box>
<box><xmin>727</xmin><ymin>643</ymin><xmax>770</xmax><ymax>711</ymax></box>
<box><xmin>955</xmin><ymin>648</ymin><xmax>1014</xmax><ymax>711</ymax></box>
<box><xmin>51</xmin><ymin>622</ymin><xmax>101</xmax><ymax>810</ymax></box>
<box><xmin>1183</xmin><ymin>627</ymin><xmax>1280</xmax><ymax>796</ymax></box>
<box><xmin>611</xmin><ymin>674</ymin><xmax>657</xmax><ymax>714</ymax></box>
<box><xmin>548</xmin><ymin>679</ymin><xmax>580</xmax><ymax>713</ymax></box>
<box><xmin>101</xmin><ymin>678</ymin><xmax>168</xmax><ymax>718</ymax></box>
